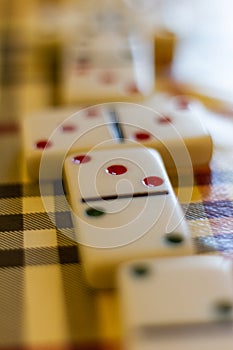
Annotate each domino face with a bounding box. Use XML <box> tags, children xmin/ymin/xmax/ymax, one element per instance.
<box><xmin>23</xmin><ymin>96</ymin><xmax>212</xmax><ymax>180</ymax></box>
<box><xmin>23</xmin><ymin>105</ymin><xmax>115</xmax><ymax>180</ymax></box>
<box><xmin>61</xmin><ymin>32</ymin><xmax>154</xmax><ymax>104</ymax></box>
<box><xmin>118</xmin><ymin>256</ymin><xmax>233</xmax><ymax>350</ymax></box>
<box><xmin>64</xmin><ymin>147</ymin><xmax>194</xmax><ymax>288</ymax></box>
<box><xmin>117</xmin><ymin>94</ymin><xmax>213</xmax><ymax>171</ymax></box>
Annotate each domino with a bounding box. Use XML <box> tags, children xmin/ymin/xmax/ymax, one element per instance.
<box><xmin>118</xmin><ymin>255</ymin><xmax>233</xmax><ymax>350</ymax></box>
<box><xmin>61</xmin><ymin>31</ymin><xmax>154</xmax><ymax>104</ymax></box>
<box><xmin>23</xmin><ymin>97</ymin><xmax>212</xmax><ymax>180</ymax></box>
<box><xmin>144</xmin><ymin>92</ymin><xmax>204</xmax><ymax>112</ymax></box>
<box><xmin>64</xmin><ymin>147</ymin><xmax>194</xmax><ymax>288</ymax></box>
<box><xmin>23</xmin><ymin>105</ymin><xmax>115</xmax><ymax>180</ymax></box>
<box><xmin>116</xmin><ymin>94</ymin><xmax>213</xmax><ymax>172</ymax></box>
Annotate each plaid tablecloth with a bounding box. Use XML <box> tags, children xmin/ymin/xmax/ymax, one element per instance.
<box><xmin>1</xmin><ymin>101</ymin><xmax>233</xmax><ymax>350</ymax></box>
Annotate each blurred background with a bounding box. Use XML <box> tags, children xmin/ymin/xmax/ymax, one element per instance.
<box><xmin>0</xmin><ymin>0</ymin><xmax>233</xmax><ymax>124</ymax></box>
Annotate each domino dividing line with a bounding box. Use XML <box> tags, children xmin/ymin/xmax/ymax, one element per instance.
<box><xmin>108</xmin><ymin>107</ymin><xmax>125</xmax><ymax>142</ymax></box>
<box><xmin>81</xmin><ymin>190</ymin><xmax>169</xmax><ymax>203</ymax></box>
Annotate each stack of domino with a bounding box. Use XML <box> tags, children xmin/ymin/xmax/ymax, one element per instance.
<box><xmin>23</xmin><ymin>94</ymin><xmax>233</xmax><ymax>349</ymax></box>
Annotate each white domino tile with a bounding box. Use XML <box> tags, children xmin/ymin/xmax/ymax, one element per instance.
<box><xmin>64</xmin><ymin>147</ymin><xmax>194</xmax><ymax>288</ymax></box>
<box><xmin>23</xmin><ymin>95</ymin><xmax>213</xmax><ymax>180</ymax></box>
<box><xmin>23</xmin><ymin>105</ymin><xmax>114</xmax><ymax>180</ymax></box>
<box><xmin>61</xmin><ymin>32</ymin><xmax>154</xmax><ymax>104</ymax></box>
<box><xmin>118</xmin><ymin>255</ymin><xmax>233</xmax><ymax>350</ymax></box>
<box><xmin>116</xmin><ymin>94</ymin><xmax>213</xmax><ymax>171</ymax></box>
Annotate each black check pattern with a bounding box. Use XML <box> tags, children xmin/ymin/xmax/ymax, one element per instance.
<box><xmin>0</xmin><ymin>180</ymin><xmax>98</xmax><ymax>348</ymax></box>
<box><xmin>1</xmin><ymin>163</ymin><xmax>233</xmax><ymax>350</ymax></box>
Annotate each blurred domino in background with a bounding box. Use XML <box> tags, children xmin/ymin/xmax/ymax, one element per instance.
<box><xmin>23</xmin><ymin>105</ymin><xmax>114</xmax><ymax>180</ymax></box>
<box><xmin>136</xmin><ymin>93</ymin><xmax>213</xmax><ymax>171</ymax></box>
<box><xmin>23</xmin><ymin>96</ymin><xmax>212</xmax><ymax>180</ymax></box>
<box><xmin>61</xmin><ymin>31</ymin><xmax>155</xmax><ymax>104</ymax></box>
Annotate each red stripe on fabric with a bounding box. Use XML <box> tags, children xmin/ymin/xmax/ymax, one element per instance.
<box><xmin>0</xmin><ymin>123</ymin><xmax>19</xmax><ymax>134</ymax></box>
<box><xmin>12</xmin><ymin>341</ymin><xmax>119</xmax><ymax>350</ymax></box>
